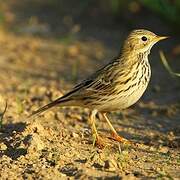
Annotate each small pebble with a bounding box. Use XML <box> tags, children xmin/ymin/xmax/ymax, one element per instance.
<box><xmin>72</xmin><ymin>132</ymin><xmax>79</xmax><ymax>138</ymax></box>
<box><xmin>0</xmin><ymin>143</ymin><xmax>7</xmax><ymax>151</ymax></box>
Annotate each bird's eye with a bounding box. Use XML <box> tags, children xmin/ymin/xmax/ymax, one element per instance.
<box><xmin>141</xmin><ymin>36</ymin><xmax>147</xmax><ymax>41</ymax></box>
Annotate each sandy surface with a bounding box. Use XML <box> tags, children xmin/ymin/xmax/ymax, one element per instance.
<box><xmin>0</xmin><ymin>30</ymin><xmax>179</xmax><ymax>179</ymax></box>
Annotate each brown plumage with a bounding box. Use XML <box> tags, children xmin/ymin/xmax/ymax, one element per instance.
<box><xmin>29</xmin><ymin>29</ymin><xmax>168</xmax><ymax>147</ymax></box>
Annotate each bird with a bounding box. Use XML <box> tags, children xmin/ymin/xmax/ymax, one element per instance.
<box><xmin>29</xmin><ymin>29</ymin><xmax>168</xmax><ymax>147</ymax></box>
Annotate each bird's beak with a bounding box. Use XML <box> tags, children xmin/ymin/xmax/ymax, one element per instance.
<box><xmin>156</xmin><ymin>36</ymin><xmax>169</xmax><ymax>41</ymax></box>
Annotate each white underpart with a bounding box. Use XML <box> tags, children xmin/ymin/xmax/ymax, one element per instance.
<box><xmin>96</xmin><ymin>56</ymin><xmax>151</xmax><ymax>112</ymax></box>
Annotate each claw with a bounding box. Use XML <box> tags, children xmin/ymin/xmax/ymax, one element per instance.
<box><xmin>96</xmin><ymin>138</ymin><xmax>105</xmax><ymax>149</ymax></box>
<box><xmin>95</xmin><ymin>136</ymin><xmax>106</xmax><ymax>149</ymax></box>
<box><xmin>110</xmin><ymin>132</ymin><xmax>131</xmax><ymax>144</ymax></box>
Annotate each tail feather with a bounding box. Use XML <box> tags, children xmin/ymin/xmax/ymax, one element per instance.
<box><xmin>28</xmin><ymin>81</ymin><xmax>84</xmax><ymax>119</ymax></box>
<box><xmin>28</xmin><ymin>97</ymin><xmax>68</xmax><ymax>118</ymax></box>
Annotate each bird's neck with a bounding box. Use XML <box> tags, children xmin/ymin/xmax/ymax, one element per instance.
<box><xmin>119</xmin><ymin>50</ymin><xmax>149</xmax><ymax>66</ymax></box>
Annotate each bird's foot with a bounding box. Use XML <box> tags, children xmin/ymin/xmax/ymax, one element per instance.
<box><xmin>96</xmin><ymin>137</ymin><xmax>107</xmax><ymax>149</ymax></box>
<box><xmin>109</xmin><ymin>132</ymin><xmax>131</xmax><ymax>144</ymax></box>
<box><xmin>92</xmin><ymin>134</ymin><xmax>108</xmax><ymax>149</ymax></box>
<box><xmin>92</xmin><ymin>133</ymin><xmax>132</xmax><ymax>149</ymax></box>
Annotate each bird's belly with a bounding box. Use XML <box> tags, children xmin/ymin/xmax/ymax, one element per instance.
<box><xmin>97</xmin><ymin>83</ymin><xmax>148</xmax><ymax>112</ymax></box>
<box><xmin>119</xmin><ymin>84</ymin><xmax>147</xmax><ymax>109</ymax></box>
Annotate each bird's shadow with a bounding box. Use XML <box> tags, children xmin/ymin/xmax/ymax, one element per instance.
<box><xmin>98</xmin><ymin>107</ymin><xmax>180</xmax><ymax>149</ymax></box>
<box><xmin>0</xmin><ymin>122</ymin><xmax>27</xmax><ymax>160</ymax></box>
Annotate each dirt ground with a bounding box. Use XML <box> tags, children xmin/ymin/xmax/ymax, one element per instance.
<box><xmin>0</xmin><ymin>23</ymin><xmax>180</xmax><ymax>179</ymax></box>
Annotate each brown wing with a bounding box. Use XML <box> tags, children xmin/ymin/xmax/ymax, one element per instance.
<box><xmin>66</xmin><ymin>60</ymin><xmax>122</xmax><ymax>100</ymax></box>
<box><xmin>29</xmin><ymin>59</ymin><xmax>122</xmax><ymax>117</ymax></box>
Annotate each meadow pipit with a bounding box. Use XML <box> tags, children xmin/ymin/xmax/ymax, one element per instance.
<box><xmin>29</xmin><ymin>29</ymin><xmax>168</xmax><ymax>147</ymax></box>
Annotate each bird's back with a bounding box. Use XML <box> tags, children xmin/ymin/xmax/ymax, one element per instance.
<box><xmin>60</xmin><ymin>51</ymin><xmax>151</xmax><ymax>112</ymax></box>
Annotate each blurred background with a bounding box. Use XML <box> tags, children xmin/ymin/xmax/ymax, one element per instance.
<box><xmin>0</xmin><ymin>0</ymin><xmax>179</xmax><ymax>108</ymax></box>
<box><xmin>0</xmin><ymin>0</ymin><xmax>179</xmax><ymax>96</ymax></box>
<box><xmin>0</xmin><ymin>1</ymin><xmax>180</xmax><ymax>178</ymax></box>
<box><xmin>1</xmin><ymin>0</ymin><xmax>180</xmax><ymax>39</ymax></box>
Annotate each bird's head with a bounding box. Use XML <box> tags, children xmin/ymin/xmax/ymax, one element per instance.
<box><xmin>122</xmin><ymin>29</ymin><xmax>168</xmax><ymax>55</ymax></box>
